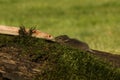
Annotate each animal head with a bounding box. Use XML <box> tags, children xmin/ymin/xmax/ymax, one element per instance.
<box><xmin>55</xmin><ymin>35</ymin><xmax>70</xmax><ymax>43</ymax></box>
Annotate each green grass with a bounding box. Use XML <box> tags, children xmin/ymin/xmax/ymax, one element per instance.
<box><xmin>0</xmin><ymin>34</ymin><xmax>120</xmax><ymax>80</ymax></box>
<box><xmin>0</xmin><ymin>0</ymin><xmax>120</xmax><ymax>54</ymax></box>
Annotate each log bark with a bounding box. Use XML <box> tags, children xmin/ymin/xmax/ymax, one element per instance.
<box><xmin>0</xmin><ymin>25</ymin><xmax>54</xmax><ymax>40</ymax></box>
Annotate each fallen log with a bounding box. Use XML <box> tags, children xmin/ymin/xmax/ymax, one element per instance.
<box><xmin>0</xmin><ymin>25</ymin><xmax>54</xmax><ymax>40</ymax></box>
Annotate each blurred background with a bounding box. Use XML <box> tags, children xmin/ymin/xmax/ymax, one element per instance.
<box><xmin>0</xmin><ymin>0</ymin><xmax>120</xmax><ymax>54</ymax></box>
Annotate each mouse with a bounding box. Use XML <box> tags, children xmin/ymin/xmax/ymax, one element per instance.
<box><xmin>55</xmin><ymin>35</ymin><xmax>94</xmax><ymax>53</ymax></box>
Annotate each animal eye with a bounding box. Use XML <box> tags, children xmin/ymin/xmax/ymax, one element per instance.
<box><xmin>59</xmin><ymin>37</ymin><xmax>62</xmax><ymax>39</ymax></box>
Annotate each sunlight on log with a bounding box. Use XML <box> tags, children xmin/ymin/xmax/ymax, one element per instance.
<box><xmin>0</xmin><ymin>25</ymin><xmax>54</xmax><ymax>40</ymax></box>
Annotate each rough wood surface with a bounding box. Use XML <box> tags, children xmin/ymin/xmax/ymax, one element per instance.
<box><xmin>0</xmin><ymin>25</ymin><xmax>54</xmax><ymax>40</ymax></box>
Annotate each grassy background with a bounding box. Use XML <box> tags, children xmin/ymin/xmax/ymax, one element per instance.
<box><xmin>0</xmin><ymin>0</ymin><xmax>120</xmax><ymax>54</ymax></box>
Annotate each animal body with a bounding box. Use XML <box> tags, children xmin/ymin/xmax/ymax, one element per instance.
<box><xmin>55</xmin><ymin>35</ymin><xmax>93</xmax><ymax>52</ymax></box>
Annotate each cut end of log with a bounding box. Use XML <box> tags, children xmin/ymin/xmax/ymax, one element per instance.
<box><xmin>32</xmin><ymin>30</ymin><xmax>54</xmax><ymax>40</ymax></box>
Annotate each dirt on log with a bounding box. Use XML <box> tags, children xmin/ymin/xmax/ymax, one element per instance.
<box><xmin>0</xmin><ymin>48</ymin><xmax>47</xmax><ymax>80</ymax></box>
